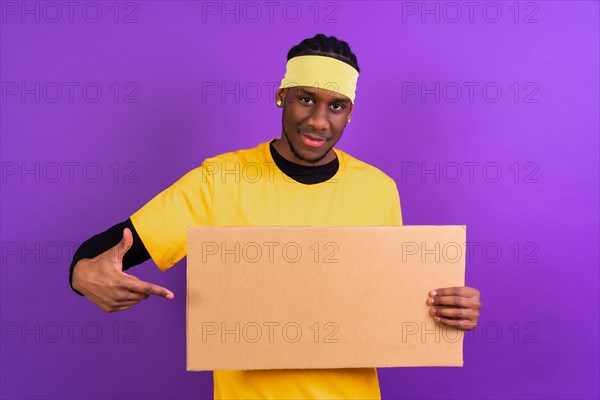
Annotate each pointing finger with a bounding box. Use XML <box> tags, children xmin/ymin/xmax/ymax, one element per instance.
<box><xmin>121</xmin><ymin>278</ymin><xmax>174</xmax><ymax>299</ymax></box>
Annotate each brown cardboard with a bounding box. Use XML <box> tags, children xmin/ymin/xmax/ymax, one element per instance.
<box><xmin>186</xmin><ymin>226</ymin><xmax>466</xmax><ymax>371</ymax></box>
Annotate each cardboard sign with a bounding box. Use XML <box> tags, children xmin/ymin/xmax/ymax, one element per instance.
<box><xmin>186</xmin><ymin>226</ymin><xmax>466</xmax><ymax>371</ymax></box>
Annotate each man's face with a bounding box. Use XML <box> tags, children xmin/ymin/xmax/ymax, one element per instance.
<box><xmin>274</xmin><ymin>86</ymin><xmax>353</xmax><ymax>166</ymax></box>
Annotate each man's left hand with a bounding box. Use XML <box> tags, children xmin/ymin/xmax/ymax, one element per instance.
<box><xmin>427</xmin><ymin>287</ymin><xmax>481</xmax><ymax>330</ymax></box>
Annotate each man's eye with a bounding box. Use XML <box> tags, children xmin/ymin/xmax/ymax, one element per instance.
<box><xmin>330</xmin><ymin>103</ymin><xmax>343</xmax><ymax>111</ymax></box>
<box><xmin>300</xmin><ymin>97</ymin><xmax>313</xmax><ymax>104</ymax></box>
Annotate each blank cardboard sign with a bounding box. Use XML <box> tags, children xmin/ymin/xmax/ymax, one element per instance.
<box><xmin>186</xmin><ymin>226</ymin><xmax>466</xmax><ymax>371</ymax></box>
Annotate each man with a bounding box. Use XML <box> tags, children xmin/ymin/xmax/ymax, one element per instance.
<box><xmin>70</xmin><ymin>34</ymin><xmax>482</xmax><ymax>399</ymax></box>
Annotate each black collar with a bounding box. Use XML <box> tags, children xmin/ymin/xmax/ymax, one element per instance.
<box><xmin>269</xmin><ymin>139</ymin><xmax>339</xmax><ymax>185</ymax></box>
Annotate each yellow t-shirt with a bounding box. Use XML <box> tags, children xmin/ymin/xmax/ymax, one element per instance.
<box><xmin>131</xmin><ymin>139</ymin><xmax>403</xmax><ymax>399</ymax></box>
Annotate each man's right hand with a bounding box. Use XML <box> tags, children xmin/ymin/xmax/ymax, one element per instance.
<box><xmin>72</xmin><ymin>228</ymin><xmax>174</xmax><ymax>312</ymax></box>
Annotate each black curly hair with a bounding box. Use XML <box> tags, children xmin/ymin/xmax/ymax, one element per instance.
<box><xmin>286</xmin><ymin>34</ymin><xmax>360</xmax><ymax>73</ymax></box>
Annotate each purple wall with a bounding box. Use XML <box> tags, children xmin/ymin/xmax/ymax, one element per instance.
<box><xmin>1</xmin><ymin>1</ymin><xmax>598</xmax><ymax>399</ymax></box>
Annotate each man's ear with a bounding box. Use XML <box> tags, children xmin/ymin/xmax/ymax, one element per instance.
<box><xmin>275</xmin><ymin>88</ymin><xmax>287</xmax><ymax>107</ymax></box>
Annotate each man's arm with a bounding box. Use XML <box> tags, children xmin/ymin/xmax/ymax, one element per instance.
<box><xmin>69</xmin><ymin>218</ymin><xmax>150</xmax><ymax>295</ymax></box>
<box><xmin>69</xmin><ymin>219</ymin><xmax>174</xmax><ymax>312</ymax></box>
<box><xmin>70</xmin><ymin>164</ymin><xmax>213</xmax><ymax>312</ymax></box>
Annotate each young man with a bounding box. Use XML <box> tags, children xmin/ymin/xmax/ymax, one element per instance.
<box><xmin>70</xmin><ymin>34</ymin><xmax>481</xmax><ymax>399</ymax></box>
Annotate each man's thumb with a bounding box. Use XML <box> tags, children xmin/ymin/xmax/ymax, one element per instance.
<box><xmin>122</xmin><ymin>227</ymin><xmax>134</xmax><ymax>252</ymax></box>
<box><xmin>111</xmin><ymin>228</ymin><xmax>134</xmax><ymax>266</ymax></box>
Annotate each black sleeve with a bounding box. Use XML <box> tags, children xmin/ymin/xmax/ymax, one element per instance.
<box><xmin>69</xmin><ymin>218</ymin><xmax>151</xmax><ymax>296</ymax></box>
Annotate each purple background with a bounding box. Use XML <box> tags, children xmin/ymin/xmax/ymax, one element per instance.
<box><xmin>1</xmin><ymin>1</ymin><xmax>599</xmax><ymax>399</ymax></box>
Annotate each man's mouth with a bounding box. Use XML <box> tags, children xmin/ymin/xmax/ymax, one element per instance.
<box><xmin>299</xmin><ymin>132</ymin><xmax>327</xmax><ymax>148</ymax></box>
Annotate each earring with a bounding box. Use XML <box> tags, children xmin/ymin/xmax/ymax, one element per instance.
<box><xmin>276</xmin><ymin>100</ymin><xmax>283</xmax><ymax>107</ymax></box>
<box><xmin>347</xmin><ymin>119</ymin><xmax>351</xmax><ymax>124</ymax></box>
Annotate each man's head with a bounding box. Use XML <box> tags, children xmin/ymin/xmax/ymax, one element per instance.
<box><xmin>273</xmin><ymin>34</ymin><xmax>360</xmax><ymax>166</ymax></box>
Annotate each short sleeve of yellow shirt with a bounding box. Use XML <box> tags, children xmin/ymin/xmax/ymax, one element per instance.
<box><xmin>130</xmin><ymin>140</ymin><xmax>402</xmax><ymax>399</ymax></box>
<box><xmin>131</xmin><ymin>162</ymin><xmax>214</xmax><ymax>271</ymax></box>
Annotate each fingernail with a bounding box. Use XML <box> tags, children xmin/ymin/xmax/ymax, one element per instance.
<box><xmin>430</xmin><ymin>290</ymin><xmax>437</xmax><ymax>296</ymax></box>
<box><xmin>434</xmin><ymin>316</ymin><xmax>440</xmax><ymax>322</ymax></box>
<box><xmin>427</xmin><ymin>297</ymin><xmax>434</xmax><ymax>305</ymax></box>
<box><xmin>431</xmin><ymin>308</ymin><xmax>436</xmax><ymax>315</ymax></box>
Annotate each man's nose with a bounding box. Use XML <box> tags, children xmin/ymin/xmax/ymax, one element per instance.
<box><xmin>307</xmin><ymin>105</ymin><xmax>330</xmax><ymax>131</ymax></box>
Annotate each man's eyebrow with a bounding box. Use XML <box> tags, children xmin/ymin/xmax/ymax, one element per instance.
<box><xmin>298</xmin><ymin>88</ymin><xmax>351</xmax><ymax>104</ymax></box>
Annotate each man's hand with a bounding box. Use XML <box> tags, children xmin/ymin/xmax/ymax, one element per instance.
<box><xmin>427</xmin><ymin>287</ymin><xmax>481</xmax><ymax>330</ymax></box>
<box><xmin>72</xmin><ymin>228</ymin><xmax>174</xmax><ymax>312</ymax></box>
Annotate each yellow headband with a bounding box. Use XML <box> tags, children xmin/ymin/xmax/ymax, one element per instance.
<box><xmin>278</xmin><ymin>55</ymin><xmax>359</xmax><ymax>103</ymax></box>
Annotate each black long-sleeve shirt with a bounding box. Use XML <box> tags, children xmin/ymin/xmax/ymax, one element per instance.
<box><xmin>69</xmin><ymin>140</ymin><xmax>339</xmax><ymax>295</ymax></box>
